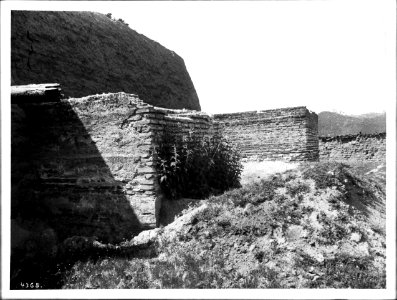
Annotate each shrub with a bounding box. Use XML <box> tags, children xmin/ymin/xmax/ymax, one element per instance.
<box><xmin>154</xmin><ymin>132</ymin><xmax>242</xmax><ymax>199</ymax></box>
<box><xmin>117</xmin><ymin>18</ymin><xmax>128</xmax><ymax>26</ymax></box>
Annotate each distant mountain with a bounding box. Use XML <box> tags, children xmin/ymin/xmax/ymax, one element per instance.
<box><xmin>353</xmin><ymin>112</ymin><xmax>386</xmax><ymax>119</ymax></box>
<box><xmin>318</xmin><ymin>111</ymin><xmax>386</xmax><ymax>137</ymax></box>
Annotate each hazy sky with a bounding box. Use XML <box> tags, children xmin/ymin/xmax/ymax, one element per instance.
<box><xmin>5</xmin><ymin>0</ymin><xmax>397</xmax><ymax>114</ymax></box>
<box><xmin>96</xmin><ymin>0</ymin><xmax>395</xmax><ymax>115</ymax></box>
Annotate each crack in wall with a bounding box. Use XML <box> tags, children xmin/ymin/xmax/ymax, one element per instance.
<box><xmin>26</xmin><ymin>30</ymin><xmax>36</xmax><ymax>70</ymax></box>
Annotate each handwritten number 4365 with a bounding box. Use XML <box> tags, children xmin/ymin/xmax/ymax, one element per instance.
<box><xmin>20</xmin><ymin>282</ymin><xmax>41</xmax><ymax>289</ymax></box>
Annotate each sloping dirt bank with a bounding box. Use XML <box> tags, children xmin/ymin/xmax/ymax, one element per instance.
<box><xmin>63</xmin><ymin>162</ymin><xmax>385</xmax><ymax>289</ymax></box>
<box><xmin>12</xmin><ymin>11</ymin><xmax>200</xmax><ymax>110</ymax></box>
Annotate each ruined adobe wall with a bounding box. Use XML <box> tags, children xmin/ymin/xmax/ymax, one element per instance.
<box><xmin>136</xmin><ymin>106</ymin><xmax>219</xmax><ymax>145</ymax></box>
<box><xmin>12</xmin><ymin>92</ymin><xmax>216</xmax><ymax>245</ymax></box>
<box><xmin>12</xmin><ymin>91</ymin><xmax>322</xmax><ymax>247</ymax></box>
<box><xmin>12</xmin><ymin>93</ymin><xmax>159</xmax><ymax>243</ymax></box>
<box><xmin>319</xmin><ymin>133</ymin><xmax>386</xmax><ymax>162</ymax></box>
<box><xmin>213</xmin><ymin>107</ymin><xmax>319</xmax><ymax>161</ymax></box>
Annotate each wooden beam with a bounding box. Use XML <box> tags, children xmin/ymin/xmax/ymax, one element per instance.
<box><xmin>11</xmin><ymin>83</ymin><xmax>63</xmax><ymax>103</ymax></box>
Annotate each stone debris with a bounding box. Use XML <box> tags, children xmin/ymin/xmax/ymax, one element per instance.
<box><xmin>130</xmin><ymin>203</ymin><xmax>208</xmax><ymax>247</ymax></box>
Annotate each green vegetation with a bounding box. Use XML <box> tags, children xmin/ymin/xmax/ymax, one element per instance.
<box><xmin>62</xmin><ymin>162</ymin><xmax>386</xmax><ymax>289</ymax></box>
<box><xmin>105</xmin><ymin>12</ymin><xmax>129</xmax><ymax>26</ymax></box>
<box><xmin>154</xmin><ymin>133</ymin><xmax>243</xmax><ymax>199</ymax></box>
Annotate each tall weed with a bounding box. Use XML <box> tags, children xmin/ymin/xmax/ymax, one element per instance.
<box><xmin>154</xmin><ymin>132</ymin><xmax>242</xmax><ymax>199</ymax></box>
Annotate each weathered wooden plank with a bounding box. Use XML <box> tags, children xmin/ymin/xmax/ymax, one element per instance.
<box><xmin>11</xmin><ymin>83</ymin><xmax>63</xmax><ymax>103</ymax></box>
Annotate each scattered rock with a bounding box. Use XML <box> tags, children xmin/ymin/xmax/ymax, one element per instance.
<box><xmin>350</xmin><ymin>232</ymin><xmax>362</xmax><ymax>243</ymax></box>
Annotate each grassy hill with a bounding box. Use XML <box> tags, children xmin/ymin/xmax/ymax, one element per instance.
<box><xmin>11</xmin><ymin>11</ymin><xmax>201</xmax><ymax>110</ymax></box>
<box><xmin>318</xmin><ymin>111</ymin><xmax>386</xmax><ymax>136</ymax></box>
<box><xmin>60</xmin><ymin>162</ymin><xmax>385</xmax><ymax>289</ymax></box>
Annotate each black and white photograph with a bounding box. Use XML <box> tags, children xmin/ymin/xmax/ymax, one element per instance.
<box><xmin>1</xmin><ymin>0</ymin><xmax>396</xmax><ymax>299</ymax></box>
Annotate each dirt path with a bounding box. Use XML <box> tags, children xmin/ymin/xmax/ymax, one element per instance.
<box><xmin>240</xmin><ymin>161</ymin><xmax>299</xmax><ymax>185</ymax></box>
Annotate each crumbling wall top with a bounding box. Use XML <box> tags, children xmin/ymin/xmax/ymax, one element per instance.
<box><xmin>213</xmin><ymin>106</ymin><xmax>313</xmax><ymax>121</ymax></box>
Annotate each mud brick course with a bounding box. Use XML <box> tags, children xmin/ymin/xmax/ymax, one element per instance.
<box><xmin>319</xmin><ymin>133</ymin><xmax>386</xmax><ymax>162</ymax></box>
<box><xmin>214</xmin><ymin>107</ymin><xmax>319</xmax><ymax>162</ymax></box>
<box><xmin>11</xmin><ymin>87</ymin><xmax>385</xmax><ymax>247</ymax></box>
<box><xmin>12</xmin><ymin>92</ymin><xmax>217</xmax><ymax>243</ymax></box>
<box><xmin>12</xmin><ymin>90</ymin><xmax>321</xmax><ymax>244</ymax></box>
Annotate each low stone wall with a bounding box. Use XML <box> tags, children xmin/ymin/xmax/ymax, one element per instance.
<box><xmin>213</xmin><ymin>107</ymin><xmax>319</xmax><ymax>161</ymax></box>
<box><xmin>319</xmin><ymin>133</ymin><xmax>386</xmax><ymax>162</ymax></box>
<box><xmin>12</xmin><ymin>92</ymin><xmax>217</xmax><ymax>244</ymax></box>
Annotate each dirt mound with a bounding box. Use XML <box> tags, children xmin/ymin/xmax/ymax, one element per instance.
<box><xmin>63</xmin><ymin>162</ymin><xmax>385</xmax><ymax>289</ymax></box>
<box><xmin>11</xmin><ymin>11</ymin><xmax>201</xmax><ymax>110</ymax></box>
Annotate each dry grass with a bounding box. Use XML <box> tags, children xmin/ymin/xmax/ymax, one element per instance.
<box><xmin>62</xmin><ymin>161</ymin><xmax>386</xmax><ymax>289</ymax></box>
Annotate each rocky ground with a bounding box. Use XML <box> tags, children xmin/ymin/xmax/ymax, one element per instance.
<box><xmin>62</xmin><ymin>161</ymin><xmax>386</xmax><ymax>289</ymax></box>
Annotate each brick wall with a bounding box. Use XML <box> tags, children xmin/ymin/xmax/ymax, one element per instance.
<box><xmin>213</xmin><ymin>107</ymin><xmax>319</xmax><ymax>161</ymax></box>
<box><xmin>12</xmin><ymin>92</ymin><xmax>217</xmax><ymax>244</ymax></box>
<box><xmin>12</xmin><ymin>92</ymin><xmax>322</xmax><ymax>245</ymax></box>
<box><xmin>319</xmin><ymin>133</ymin><xmax>386</xmax><ymax>162</ymax></box>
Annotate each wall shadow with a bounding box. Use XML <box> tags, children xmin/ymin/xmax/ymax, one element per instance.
<box><xmin>343</xmin><ymin>169</ymin><xmax>386</xmax><ymax>220</ymax></box>
<box><xmin>11</xmin><ymin>100</ymin><xmax>143</xmax><ymax>289</ymax></box>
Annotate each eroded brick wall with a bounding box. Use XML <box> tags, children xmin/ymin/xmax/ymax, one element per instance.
<box><xmin>135</xmin><ymin>106</ymin><xmax>219</xmax><ymax>145</ymax></box>
<box><xmin>13</xmin><ymin>94</ymin><xmax>153</xmax><ymax>243</ymax></box>
<box><xmin>214</xmin><ymin>107</ymin><xmax>319</xmax><ymax>161</ymax></box>
<box><xmin>12</xmin><ymin>93</ymin><xmax>322</xmax><ymax>246</ymax></box>
<box><xmin>319</xmin><ymin>133</ymin><xmax>386</xmax><ymax>162</ymax></box>
<box><xmin>12</xmin><ymin>92</ymin><xmax>217</xmax><ymax>244</ymax></box>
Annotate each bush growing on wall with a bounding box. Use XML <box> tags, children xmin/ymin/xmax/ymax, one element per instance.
<box><xmin>155</xmin><ymin>132</ymin><xmax>243</xmax><ymax>199</ymax></box>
